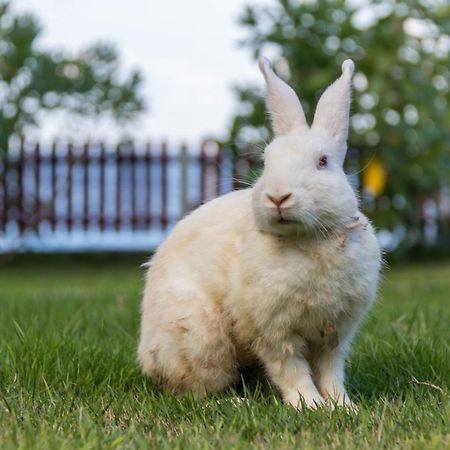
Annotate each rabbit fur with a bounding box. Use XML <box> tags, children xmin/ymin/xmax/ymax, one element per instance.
<box><xmin>138</xmin><ymin>58</ymin><xmax>381</xmax><ymax>409</ymax></box>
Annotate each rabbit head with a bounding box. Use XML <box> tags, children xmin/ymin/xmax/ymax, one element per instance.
<box><xmin>252</xmin><ymin>58</ymin><xmax>359</xmax><ymax>237</ymax></box>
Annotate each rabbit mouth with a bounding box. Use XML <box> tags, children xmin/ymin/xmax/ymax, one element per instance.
<box><xmin>278</xmin><ymin>218</ymin><xmax>295</xmax><ymax>225</ymax></box>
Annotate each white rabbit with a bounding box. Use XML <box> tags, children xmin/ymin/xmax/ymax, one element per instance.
<box><xmin>138</xmin><ymin>58</ymin><xmax>381</xmax><ymax>409</ymax></box>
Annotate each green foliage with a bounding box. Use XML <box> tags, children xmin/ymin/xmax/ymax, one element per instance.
<box><xmin>0</xmin><ymin>1</ymin><xmax>145</xmax><ymax>152</ymax></box>
<box><xmin>229</xmin><ymin>0</ymin><xmax>450</xmax><ymax>250</ymax></box>
<box><xmin>0</xmin><ymin>256</ymin><xmax>449</xmax><ymax>449</ymax></box>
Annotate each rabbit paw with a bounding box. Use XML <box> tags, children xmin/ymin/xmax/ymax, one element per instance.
<box><xmin>284</xmin><ymin>390</ymin><xmax>326</xmax><ymax>410</ymax></box>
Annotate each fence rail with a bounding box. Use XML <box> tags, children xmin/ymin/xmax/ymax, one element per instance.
<box><xmin>0</xmin><ymin>141</ymin><xmax>261</xmax><ymax>252</ymax></box>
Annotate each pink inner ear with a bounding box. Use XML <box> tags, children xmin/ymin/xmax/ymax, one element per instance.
<box><xmin>311</xmin><ymin>64</ymin><xmax>354</xmax><ymax>165</ymax></box>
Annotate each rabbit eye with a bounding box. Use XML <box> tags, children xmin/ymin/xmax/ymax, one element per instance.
<box><xmin>318</xmin><ymin>155</ymin><xmax>328</xmax><ymax>169</ymax></box>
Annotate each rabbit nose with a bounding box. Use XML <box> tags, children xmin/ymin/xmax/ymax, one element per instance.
<box><xmin>266</xmin><ymin>192</ymin><xmax>293</xmax><ymax>208</ymax></box>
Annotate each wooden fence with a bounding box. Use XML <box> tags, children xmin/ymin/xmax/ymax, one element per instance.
<box><xmin>0</xmin><ymin>141</ymin><xmax>260</xmax><ymax>244</ymax></box>
<box><xmin>1</xmin><ymin>141</ymin><xmax>448</xmax><ymax>253</ymax></box>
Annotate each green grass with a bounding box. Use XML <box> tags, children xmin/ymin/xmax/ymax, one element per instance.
<box><xmin>0</xmin><ymin>255</ymin><xmax>449</xmax><ymax>449</ymax></box>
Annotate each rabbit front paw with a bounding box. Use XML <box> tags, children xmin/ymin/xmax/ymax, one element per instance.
<box><xmin>325</xmin><ymin>393</ymin><xmax>358</xmax><ymax>412</ymax></box>
<box><xmin>284</xmin><ymin>390</ymin><xmax>326</xmax><ymax>410</ymax></box>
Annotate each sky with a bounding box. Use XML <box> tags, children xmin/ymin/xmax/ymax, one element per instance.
<box><xmin>13</xmin><ymin>0</ymin><xmax>272</xmax><ymax>145</ymax></box>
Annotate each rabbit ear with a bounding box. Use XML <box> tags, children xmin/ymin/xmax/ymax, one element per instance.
<box><xmin>312</xmin><ymin>59</ymin><xmax>355</xmax><ymax>165</ymax></box>
<box><xmin>259</xmin><ymin>57</ymin><xmax>308</xmax><ymax>136</ymax></box>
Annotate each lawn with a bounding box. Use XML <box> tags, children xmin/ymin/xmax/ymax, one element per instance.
<box><xmin>0</xmin><ymin>255</ymin><xmax>449</xmax><ymax>449</ymax></box>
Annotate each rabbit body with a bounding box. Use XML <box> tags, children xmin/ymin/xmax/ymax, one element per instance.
<box><xmin>138</xmin><ymin>58</ymin><xmax>381</xmax><ymax>408</ymax></box>
<box><xmin>138</xmin><ymin>189</ymin><xmax>380</xmax><ymax>407</ymax></box>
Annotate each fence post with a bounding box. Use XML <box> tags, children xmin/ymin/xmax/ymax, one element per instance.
<box><xmin>180</xmin><ymin>143</ymin><xmax>189</xmax><ymax>216</ymax></box>
<box><xmin>200</xmin><ymin>141</ymin><xmax>206</xmax><ymax>204</ymax></box>
<box><xmin>215</xmin><ymin>143</ymin><xmax>222</xmax><ymax>198</ymax></box>
<box><xmin>83</xmin><ymin>142</ymin><xmax>89</xmax><ymax>231</ymax></box>
<box><xmin>51</xmin><ymin>143</ymin><xmax>57</xmax><ymax>232</ymax></box>
<box><xmin>145</xmin><ymin>142</ymin><xmax>152</xmax><ymax>227</ymax></box>
<box><xmin>33</xmin><ymin>143</ymin><xmax>41</xmax><ymax>234</ymax></box>
<box><xmin>99</xmin><ymin>143</ymin><xmax>106</xmax><ymax>231</ymax></box>
<box><xmin>1</xmin><ymin>151</ymin><xmax>7</xmax><ymax>232</ymax></box>
<box><xmin>232</xmin><ymin>148</ymin><xmax>239</xmax><ymax>191</ymax></box>
<box><xmin>115</xmin><ymin>143</ymin><xmax>122</xmax><ymax>232</ymax></box>
<box><xmin>67</xmin><ymin>143</ymin><xmax>73</xmax><ymax>232</ymax></box>
<box><xmin>161</xmin><ymin>141</ymin><xmax>168</xmax><ymax>229</ymax></box>
<box><xmin>17</xmin><ymin>139</ymin><xmax>25</xmax><ymax>235</ymax></box>
<box><xmin>131</xmin><ymin>143</ymin><xmax>137</xmax><ymax>230</ymax></box>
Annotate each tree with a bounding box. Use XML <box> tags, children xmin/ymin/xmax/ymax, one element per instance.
<box><xmin>0</xmin><ymin>0</ymin><xmax>145</xmax><ymax>152</ymax></box>
<box><xmin>229</xmin><ymin>0</ymin><xmax>450</xmax><ymax>253</ymax></box>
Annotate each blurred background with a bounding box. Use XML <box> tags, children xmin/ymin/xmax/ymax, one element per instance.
<box><xmin>0</xmin><ymin>0</ymin><xmax>449</xmax><ymax>259</ymax></box>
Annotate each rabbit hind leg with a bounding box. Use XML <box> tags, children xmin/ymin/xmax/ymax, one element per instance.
<box><xmin>139</xmin><ymin>301</ymin><xmax>239</xmax><ymax>397</ymax></box>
